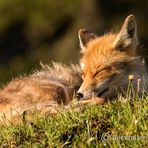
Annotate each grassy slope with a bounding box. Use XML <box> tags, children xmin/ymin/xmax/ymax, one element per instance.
<box><xmin>0</xmin><ymin>97</ymin><xmax>147</xmax><ymax>147</ymax></box>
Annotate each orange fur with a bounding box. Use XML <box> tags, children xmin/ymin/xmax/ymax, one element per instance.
<box><xmin>77</xmin><ymin>14</ymin><xmax>148</xmax><ymax>101</ymax></box>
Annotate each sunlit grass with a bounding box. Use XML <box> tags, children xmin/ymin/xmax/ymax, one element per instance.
<box><xmin>0</xmin><ymin>95</ymin><xmax>147</xmax><ymax>147</ymax></box>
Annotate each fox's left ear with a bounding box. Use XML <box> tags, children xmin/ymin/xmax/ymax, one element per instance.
<box><xmin>114</xmin><ymin>14</ymin><xmax>138</xmax><ymax>50</ymax></box>
<box><xmin>78</xmin><ymin>29</ymin><xmax>96</xmax><ymax>53</ymax></box>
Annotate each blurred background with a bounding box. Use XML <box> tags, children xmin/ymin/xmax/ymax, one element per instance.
<box><xmin>0</xmin><ymin>0</ymin><xmax>148</xmax><ymax>84</ymax></box>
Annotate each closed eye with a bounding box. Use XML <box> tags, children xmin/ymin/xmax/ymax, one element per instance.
<box><xmin>93</xmin><ymin>71</ymin><xmax>99</xmax><ymax>78</ymax></box>
<box><xmin>93</xmin><ymin>68</ymin><xmax>111</xmax><ymax>78</ymax></box>
<box><xmin>93</xmin><ymin>70</ymin><xmax>105</xmax><ymax>78</ymax></box>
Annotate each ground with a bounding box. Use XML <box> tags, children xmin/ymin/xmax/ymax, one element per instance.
<box><xmin>0</xmin><ymin>94</ymin><xmax>147</xmax><ymax>147</ymax></box>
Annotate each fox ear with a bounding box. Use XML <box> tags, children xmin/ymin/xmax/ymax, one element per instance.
<box><xmin>114</xmin><ymin>14</ymin><xmax>138</xmax><ymax>50</ymax></box>
<box><xmin>78</xmin><ymin>29</ymin><xmax>96</xmax><ymax>53</ymax></box>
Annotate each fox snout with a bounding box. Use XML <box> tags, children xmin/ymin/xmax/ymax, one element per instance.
<box><xmin>76</xmin><ymin>85</ymin><xmax>94</xmax><ymax>100</ymax></box>
<box><xmin>76</xmin><ymin>84</ymin><xmax>109</xmax><ymax>100</ymax></box>
<box><xmin>76</xmin><ymin>92</ymin><xmax>84</xmax><ymax>100</ymax></box>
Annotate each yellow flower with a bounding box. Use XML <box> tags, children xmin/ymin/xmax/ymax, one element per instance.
<box><xmin>128</xmin><ymin>74</ymin><xmax>134</xmax><ymax>81</ymax></box>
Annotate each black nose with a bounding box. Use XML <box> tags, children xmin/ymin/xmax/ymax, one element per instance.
<box><xmin>76</xmin><ymin>92</ymin><xmax>83</xmax><ymax>100</ymax></box>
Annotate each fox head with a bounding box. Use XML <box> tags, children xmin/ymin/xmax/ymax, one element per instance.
<box><xmin>76</xmin><ymin>14</ymin><xmax>146</xmax><ymax>100</ymax></box>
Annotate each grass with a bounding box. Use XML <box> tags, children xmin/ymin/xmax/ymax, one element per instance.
<box><xmin>0</xmin><ymin>96</ymin><xmax>147</xmax><ymax>147</ymax></box>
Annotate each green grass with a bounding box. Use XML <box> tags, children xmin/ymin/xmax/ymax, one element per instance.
<box><xmin>0</xmin><ymin>97</ymin><xmax>148</xmax><ymax>147</ymax></box>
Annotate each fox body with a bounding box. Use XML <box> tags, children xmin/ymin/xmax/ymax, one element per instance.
<box><xmin>0</xmin><ymin>63</ymin><xmax>82</xmax><ymax>122</ymax></box>
<box><xmin>77</xmin><ymin>14</ymin><xmax>148</xmax><ymax>101</ymax></box>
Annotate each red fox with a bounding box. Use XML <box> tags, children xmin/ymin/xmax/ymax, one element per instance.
<box><xmin>76</xmin><ymin>14</ymin><xmax>148</xmax><ymax>102</ymax></box>
<box><xmin>0</xmin><ymin>14</ymin><xmax>147</xmax><ymax>123</ymax></box>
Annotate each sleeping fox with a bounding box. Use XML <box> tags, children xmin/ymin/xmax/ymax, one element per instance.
<box><xmin>0</xmin><ymin>14</ymin><xmax>147</xmax><ymax>123</ymax></box>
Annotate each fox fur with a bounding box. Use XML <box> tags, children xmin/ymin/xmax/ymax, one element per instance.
<box><xmin>0</xmin><ymin>63</ymin><xmax>82</xmax><ymax>123</ymax></box>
